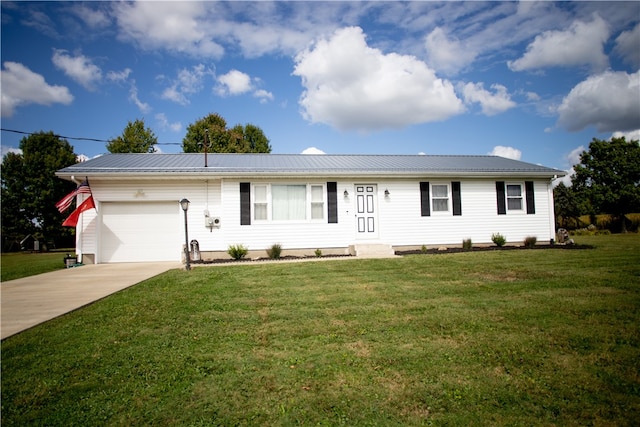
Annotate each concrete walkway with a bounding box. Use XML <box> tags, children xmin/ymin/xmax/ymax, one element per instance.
<box><xmin>1</xmin><ymin>262</ymin><xmax>180</xmax><ymax>339</ymax></box>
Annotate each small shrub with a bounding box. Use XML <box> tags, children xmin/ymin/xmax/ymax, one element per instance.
<box><xmin>491</xmin><ymin>233</ymin><xmax>506</xmax><ymax>247</ymax></box>
<box><xmin>421</xmin><ymin>245</ymin><xmax>428</xmax><ymax>254</ymax></box>
<box><xmin>267</xmin><ymin>243</ymin><xmax>282</xmax><ymax>259</ymax></box>
<box><xmin>314</xmin><ymin>249</ymin><xmax>322</xmax><ymax>257</ymax></box>
<box><xmin>462</xmin><ymin>239</ymin><xmax>473</xmax><ymax>250</ymax></box>
<box><xmin>524</xmin><ymin>236</ymin><xmax>537</xmax><ymax>248</ymax></box>
<box><xmin>228</xmin><ymin>244</ymin><xmax>248</xmax><ymax>260</ymax></box>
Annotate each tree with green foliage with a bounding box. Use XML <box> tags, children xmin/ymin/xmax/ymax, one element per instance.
<box><xmin>1</xmin><ymin>131</ymin><xmax>77</xmax><ymax>251</ymax></box>
<box><xmin>553</xmin><ymin>182</ymin><xmax>583</xmax><ymax>229</ymax></box>
<box><xmin>182</xmin><ymin>113</ymin><xmax>271</xmax><ymax>153</ymax></box>
<box><xmin>107</xmin><ymin>119</ymin><xmax>158</xmax><ymax>153</ymax></box>
<box><xmin>572</xmin><ymin>136</ymin><xmax>640</xmax><ymax>233</ymax></box>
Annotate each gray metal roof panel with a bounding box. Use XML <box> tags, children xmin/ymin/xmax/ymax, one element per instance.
<box><xmin>56</xmin><ymin>153</ymin><xmax>564</xmax><ymax>177</ymax></box>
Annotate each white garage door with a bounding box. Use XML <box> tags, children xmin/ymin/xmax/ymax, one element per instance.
<box><xmin>100</xmin><ymin>202</ymin><xmax>182</xmax><ymax>263</ymax></box>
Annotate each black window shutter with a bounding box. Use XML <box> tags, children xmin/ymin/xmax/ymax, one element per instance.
<box><xmin>240</xmin><ymin>182</ymin><xmax>251</xmax><ymax>225</ymax></box>
<box><xmin>420</xmin><ymin>182</ymin><xmax>430</xmax><ymax>216</ymax></box>
<box><xmin>452</xmin><ymin>181</ymin><xmax>462</xmax><ymax>216</ymax></box>
<box><xmin>496</xmin><ymin>181</ymin><xmax>506</xmax><ymax>215</ymax></box>
<box><xmin>525</xmin><ymin>181</ymin><xmax>535</xmax><ymax>214</ymax></box>
<box><xmin>327</xmin><ymin>182</ymin><xmax>338</xmax><ymax>223</ymax></box>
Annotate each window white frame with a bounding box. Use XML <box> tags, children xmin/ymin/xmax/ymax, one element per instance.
<box><xmin>431</xmin><ymin>183</ymin><xmax>450</xmax><ymax>213</ymax></box>
<box><xmin>251</xmin><ymin>183</ymin><xmax>326</xmax><ymax>222</ymax></box>
<box><xmin>506</xmin><ymin>182</ymin><xmax>524</xmax><ymax>212</ymax></box>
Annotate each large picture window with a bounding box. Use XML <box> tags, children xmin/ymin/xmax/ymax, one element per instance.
<box><xmin>251</xmin><ymin>183</ymin><xmax>326</xmax><ymax>222</ymax></box>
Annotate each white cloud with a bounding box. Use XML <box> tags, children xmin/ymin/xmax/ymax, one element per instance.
<box><xmin>293</xmin><ymin>26</ymin><xmax>463</xmax><ymax>131</ymax></box>
<box><xmin>1</xmin><ymin>145</ymin><xmax>22</xmax><ymax>158</ymax></box>
<box><xmin>51</xmin><ymin>49</ymin><xmax>102</xmax><ymax>90</ymax></box>
<box><xmin>113</xmin><ymin>1</ymin><xmax>224</xmax><ymax>58</ymax></box>
<box><xmin>557</xmin><ymin>70</ymin><xmax>640</xmax><ymax>132</ymax></box>
<box><xmin>301</xmin><ymin>147</ymin><xmax>325</xmax><ymax>155</ymax></box>
<box><xmin>76</xmin><ymin>154</ymin><xmax>90</xmax><ymax>163</ymax></box>
<box><xmin>253</xmin><ymin>89</ymin><xmax>274</xmax><ymax>103</ymax></box>
<box><xmin>612</xmin><ymin>129</ymin><xmax>640</xmax><ymax>142</ymax></box>
<box><xmin>489</xmin><ymin>146</ymin><xmax>522</xmax><ymax>160</ymax></box>
<box><xmin>567</xmin><ymin>145</ymin><xmax>585</xmax><ymax>167</ymax></box>
<box><xmin>156</xmin><ymin>113</ymin><xmax>182</xmax><ymax>133</ymax></box>
<box><xmin>106</xmin><ymin>68</ymin><xmax>132</xmax><ymax>83</ymax></box>
<box><xmin>214</xmin><ymin>70</ymin><xmax>273</xmax><ymax>103</ymax></box>
<box><xmin>129</xmin><ymin>83</ymin><xmax>150</xmax><ymax>114</ymax></box>
<box><xmin>554</xmin><ymin>145</ymin><xmax>585</xmax><ymax>187</ymax></box>
<box><xmin>460</xmin><ymin>82</ymin><xmax>516</xmax><ymax>116</ymax></box>
<box><xmin>161</xmin><ymin>64</ymin><xmax>214</xmax><ymax>105</ymax></box>
<box><xmin>424</xmin><ymin>27</ymin><xmax>477</xmax><ymax>75</ymax></box>
<box><xmin>508</xmin><ymin>14</ymin><xmax>609</xmax><ymax>71</ymax></box>
<box><xmin>1</xmin><ymin>61</ymin><xmax>74</xmax><ymax>117</ymax></box>
<box><xmin>71</xmin><ymin>4</ymin><xmax>110</xmax><ymax>29</ymax></box>
<box><xmin>216</xmin><ymin>69</ymin><xmax>252</xmax><ymax>96</ymax></box>
<box><xmin>615</xmin><ymin>23</ymin><xmax>640</xmax><ymax>68</ymax></box>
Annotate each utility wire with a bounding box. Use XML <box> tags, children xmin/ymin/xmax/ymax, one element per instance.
<box><xmin>1</xmin><ymin>128</ymin><xmax>182</xmax><ymax>146</ymax></box>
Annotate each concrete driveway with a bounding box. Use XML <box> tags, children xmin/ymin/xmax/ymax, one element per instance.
<box><xmin>1</xmin><ymin>262</ymin><xmax>180</xmax><ymax>340</ymax></box>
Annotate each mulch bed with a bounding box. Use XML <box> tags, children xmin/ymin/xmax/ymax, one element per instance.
<box><xmin>191</xmin><ymin>244</ymin><xmax>593</xmax><ymax>264</ymax></box>
<box><xmin>395</xmin><ymin>243</ymin><xmax>594</xmax><ymax>256</ymax></box>
<box><xmin>192</xmin><ymin>254</ymin><xmax>353</xmax><ymax>265</ymax></box>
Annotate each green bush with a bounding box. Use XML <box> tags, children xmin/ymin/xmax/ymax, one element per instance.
<box><xmin>227</xmin><ymin>244</ymin><xmax>248</xmax><ymax>260</ymax></box>
<box><xmin>462</xmin><ymin>239</ymin><xmax>473</xmax><ymax>250</ymax></box>
<box><xmin>267</xmin><ymin>243</ymin><xmax>282</xmax><ymax>259</ymax></box>
<box><xmin>421</xmin><ymin>245</ymin><xmax>428</xmax><ymax>254</ymax></box>
<box><xmin>491</xmin><ymin>233</ymin><xmax>506</xmax><ymax>247</ymax></box>
<box><xmin>524</xmin><ymin>236</ymin><xmax>537</xmax><ymax>248</ymax></box>
<box><xmin>314</xmin><ymin>249</ymin><xmax>322</xmax><ymax>257</ymax></box>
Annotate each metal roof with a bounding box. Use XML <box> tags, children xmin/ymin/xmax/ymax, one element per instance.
<box><xmin>56</xmin><ymin>153</ymin><xmax>565</xmax><ymax>179</ymax></box>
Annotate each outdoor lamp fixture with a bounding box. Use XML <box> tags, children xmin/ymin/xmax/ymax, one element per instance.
<box><xmin>384</xmin><ymin>189</ymin><xmax>390</xmax><ymax>197</ymax></box>
<box><xmin>343</xmin><ymin>190</ymin><xmax>349</xmax><ymax>198</ymax></box>
<box><xmin>180</xmin><ymin>198</ymin><xmax>191</xmax><ymax>271</ymax></box>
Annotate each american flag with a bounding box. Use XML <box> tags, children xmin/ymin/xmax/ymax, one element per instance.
<box><xmin>55</xmin><ymin>180</ymin><xmax>92</xmax><ymax>213</ymax></box>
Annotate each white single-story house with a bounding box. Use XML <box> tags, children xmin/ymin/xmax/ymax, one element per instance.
<box><xmin>55</xmin><ymin>153</ymin><xmax>565</xmax><ymax>264</ymax></box>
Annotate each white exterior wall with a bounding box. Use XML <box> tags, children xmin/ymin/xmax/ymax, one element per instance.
<box><xmin>77</xmin><ymin>176</ymin><xmax>556</xmax><ymax>263</ymax></box>
<box><xmin>376</xmin><ymin>179</ymin><xmax>555</xmax><ymax>247</ymax></box>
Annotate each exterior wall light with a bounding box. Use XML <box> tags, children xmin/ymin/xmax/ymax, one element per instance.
<box><xmin>344</xmin><ymin>190</ymin><xmax>349</xmax><ymax>198</ymax></box>
<box><xmin>384</xmin><ymin>189</ymin><xmax>390</xmax><ymax>197</ymax></box>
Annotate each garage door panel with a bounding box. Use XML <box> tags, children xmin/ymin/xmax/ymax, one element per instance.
<box><xmin>101</xmin><ymin>202</ymin><xmax>181</xmax><ymax>263</ymax></box>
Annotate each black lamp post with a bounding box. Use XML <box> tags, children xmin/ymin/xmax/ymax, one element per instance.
<box><xmin>180</xmin><ymin>198</ymin><xmax>191</xmax><ymax>270</ymax></box>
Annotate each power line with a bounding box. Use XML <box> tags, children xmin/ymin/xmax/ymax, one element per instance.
<box><xmin>0</xmin><ymin>128</ymin><xmax>182</xmax><ymax>146</ymax></box>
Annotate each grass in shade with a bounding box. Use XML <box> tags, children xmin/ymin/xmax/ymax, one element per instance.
<box><xmin>1</xmin><ymin>251</ymin><xmax>71</xmax><ymax>282</ymax></box>
<box><xmin>2</xmin><ymin>234</ymin><xmax>639</xmax><ymax>425</ymax></box>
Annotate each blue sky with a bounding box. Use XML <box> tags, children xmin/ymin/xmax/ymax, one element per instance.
<box><xmin>2</xmin><ymin>1</ymin><xmax>639</xmax><ymax>183</ymax></box>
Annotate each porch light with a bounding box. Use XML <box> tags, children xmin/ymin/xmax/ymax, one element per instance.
<box><xmin>180</xmin><ymin>198</ymin><xmax>191</xmax><ymax>270</ymax></box>
<box><xmin>384</xmin><ymin>189</ymin><xmax>390</xmax><ymax>197</ymax></box>
<box><xmin>344</xmin><ymin>190</ymin><xmax>349</xmax><ymax>198</ymax></box>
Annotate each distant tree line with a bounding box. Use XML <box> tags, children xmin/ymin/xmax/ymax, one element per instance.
<box><xmin>1</xmin><ymin>113</ymin><xmax>271</xmax><ymax>251</ymax></box>
<box><xmin>107</xmin><ymin>114</ymin><xmax>271</xmax><ymax>154</ymax></box>
<box><xmin>554</xmin><ymin>137</ymin><xmax>640</xmax><ymax>233</ymax></box>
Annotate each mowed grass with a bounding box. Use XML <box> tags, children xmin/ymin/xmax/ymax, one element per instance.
<box><xmin>1</xmin><ymin>251</ymin><xmax>69</xmax><ymax>282</ymax></box>
<box><xmin>2</xmin><ymin>235</ymin><xmax>639</xmax><ymax>426</ymax></box>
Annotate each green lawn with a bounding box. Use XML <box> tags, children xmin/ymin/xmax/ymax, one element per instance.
<box><xmin>1</xmin><ymin>251</ymin><xmax>71</xmax><ymax>282</ymax></box>
<box><xmin>2</xmin><ymin>234</ymin><xmax>639</xmax><ymax>426</ymax></box>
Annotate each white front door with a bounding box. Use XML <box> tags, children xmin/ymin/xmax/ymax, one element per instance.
<box><xmin>355</xmin><ymin>184</ymin><xmax>378</xmax><ymax>239</ymax></box>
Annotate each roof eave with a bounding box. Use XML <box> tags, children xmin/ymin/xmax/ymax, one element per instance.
<box><xmin>56</xmin><ymin>169</ymin><xmax>565</xmax><ymax>180</ymax></box>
